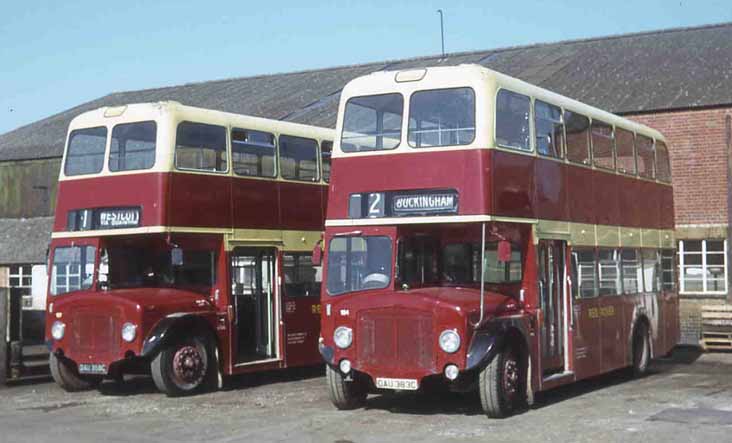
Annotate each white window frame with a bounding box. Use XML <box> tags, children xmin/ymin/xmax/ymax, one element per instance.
<box><xmin>9</xmin><ymin>264</ymin><xmax>33</xmax><ymax>308</ymax></box>
<box><xmin>678</xmin><ymin>239</ymin><xmax>728</xmax><ymax>295</ymax></box>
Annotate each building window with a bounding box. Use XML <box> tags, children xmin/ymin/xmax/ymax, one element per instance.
<box><xmin>679</xmin><ymin>240</ymin><xmax>727</xmax><ymax>294</ymax></box>
<box><xmin>9</xmin><ymin>264</ymin><xmax>33</xmax><ymax>308</ymax></box>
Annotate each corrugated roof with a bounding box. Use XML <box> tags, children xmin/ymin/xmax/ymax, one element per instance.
<box><xmin>0</xmin><ymin>217</ymin><xmax>53</xmax><ymax>264</ymax></box>
<box><xmin>1</xmin><ymin>22</ymin><xmax>731</xmax><ymax>162</ymax></box>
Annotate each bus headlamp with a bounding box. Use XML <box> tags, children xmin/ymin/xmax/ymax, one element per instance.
<box><xmin>121</xmin><ymin>322</ymin><xmax>137</xmax><ymax>343</ymax></box>
<box><xmin>51</xmin><ymin>321</ymin><xmax>66</xmax><ymax>340</ymax></box>
<box><xmin>334</xmin><ymin>326</ymin><xmax>353</xmax><ymax>349</ymax></box>
<box><xmin>439</xmin><ymin>330</ymin><xmax>461</xmax><ymax>354</ymax></box>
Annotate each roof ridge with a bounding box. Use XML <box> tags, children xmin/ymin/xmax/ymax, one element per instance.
<box><xmin>103</xmin><ymin>21</ymin><xmax>732</xmax><ymax>97</ymax></box>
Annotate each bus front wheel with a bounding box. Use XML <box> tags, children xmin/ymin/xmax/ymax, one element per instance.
<box><xmin>151</xmin><ymin>334</ymin><xmax>216</xmax><ymax>397</ymax></box>
<box><xmin>479</xmin><ymin>347</ymin><xmax>524</xmax><ymax>418</ymax></box>
<box><xmin>326</xmin><ymin>365</ymin><xmax>367</xmax><ymax>410</ymax></box>
<box><xmin>49</xmin><ymin>353</ymin><xmax>101</xmax><ymax>392</ymax></box>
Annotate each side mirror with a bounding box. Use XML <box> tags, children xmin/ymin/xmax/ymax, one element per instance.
<box><xmin>311</xmin><ymin>242</ymin><xmax>323</xmax><ymax>266</ymax></box>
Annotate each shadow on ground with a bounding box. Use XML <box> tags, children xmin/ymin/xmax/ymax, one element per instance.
<box><xmin>96</xmin><ymin>365</ymin><xmax>325</xmax><ymax>397</ymax></box>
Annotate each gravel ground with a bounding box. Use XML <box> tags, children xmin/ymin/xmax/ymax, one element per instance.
<box><xmin>1</xmin><ymin>347</ymin><xmax>731</xmax><ymax>443</ymax></box>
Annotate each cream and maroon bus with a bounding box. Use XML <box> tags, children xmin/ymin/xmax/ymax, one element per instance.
<box><xmin>47</xmin><ymin>101</ymin><xmax>333</xmax><ymax>396</ymax></box>
<box><xmin>317</xmin><ymin>65</ymin><xmax>678</xmax><ymax>417</ymax></box>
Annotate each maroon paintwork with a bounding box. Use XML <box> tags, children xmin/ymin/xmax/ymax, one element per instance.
<box><xmin>47</xmin><ymin>170</ymin><xmax>326</xmax><ymax>383</ymax></box>
<box><xmin>326</xmin><ymin>149</ymin><xmax>673</xmax><ymax>229</ymax></box>
<box><xmin>54</xmin><ymin>172</ymin><xmax>326</xmax><ymax>233</ymax></box>
<box><xmin>321</xmin><ymin>147</ymin><xmax>679</xmax><ymax>397</ymax></box>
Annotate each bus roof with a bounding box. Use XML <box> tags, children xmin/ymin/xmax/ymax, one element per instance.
<box><xmin>67</xmin><ymin>101</ymin><xmax>334</xmax><ymax>141</ymax></box>
<box><xmin>339</xmin><ymin>64</ymin><xmax>666</xmax><ymax>143</ymax></box>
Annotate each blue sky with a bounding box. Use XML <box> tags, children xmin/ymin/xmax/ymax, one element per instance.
<box><xmin>0</xmin><ymin>0</ymin><xmax>730</xmax><ymax>134</ymax></box>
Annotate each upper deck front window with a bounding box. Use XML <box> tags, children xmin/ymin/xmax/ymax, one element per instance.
<box><xmin>342</xmin><ymin>93</ymin><xmax>403</xmax><ymax>152</ymax></box>
<box><xmin>327</xmin><ymin>236</ymin><xmax>392</xmax><ymax>295</ymax></box>
<box><xmin>65</xmin><ymin>127</ymin><xmax>107</xmax><ymax>176</ymax></box>
<box><xmin>109</xmin><ymin>121</ymin><xmax>157</xmax><ymax>172</ymax></box>
<box><xmin>175</xmin><ymin>122</ymin><xmax>228</xmax><ymax>172</ymax></box>
<box><xmin>408</xmin><ymin>87</ymin><xmax>475</xmax><ymax>148</ymax></box>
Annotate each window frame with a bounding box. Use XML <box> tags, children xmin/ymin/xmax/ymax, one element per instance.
<box><xmin>320</xmin><ymin>140</ymin><xmax>333</xmax><ymax>183</ymax></box>
<box><xmin>591</xmin><ymin>119</ymin><xmax>616</xmax><ymax>171</ymax></box>
<box><xmin>407</xmin><ymin>86</ymin><xmax>476</xmax><ymax>149</ymax></box>
<box><xmin>108</xmin><ymin>120</ymin><xmax>158</xmax><ymax>173</ymax></box>
<box><xmin>174</xmin><ymin>120</ymin><xmax>229</xmax><ymax>174</ymax></box>
<box><xmin>282</xmin><ymin>252</ymin><xmax>322</xmax><ymax>297</ymax></box>
<box><xmin>572</xmin><ymin>247</ymin><xmax>598</xmax><ymax>299</ymax></box>
<box><xmin>230</xmin><ymin>127</ymin><xmax>278</xmax><ymax>179</ymax></box>
<box><xmin>635</xmin><ymin>133</ymin><xmax>656</xmax><ymax>180</ymax></box>
<box><xmin>614</xmin><ymin>127</ymin><xmax>637</xmax><ymax>176</ymax></box>
<box><xmin>679</xmin><ymin>239</ymin><xmax>728</xmax><ymax>294</ymax></box>
<box><xmin>278</xmin><ymin>134</ymin><xmax>320</xmax><ymax>182</ymax></box>
<box><xmin>64</xmin><ymin>126</ymin><xmax>108</xmax><ymax>177</ymax></box>
<box><xmin>655</xmin><ymin>139</ymin><xmax>672</xmax><ymax>183</ymax></box>
<box><xmin>563</xmin><ymin>110</ymin><xmax>592</xmax><ymax>166</ymax></box>
<box><xmin>533</xmin><ymin>99</ymin><xmax>564</xmax><ymax>159</ymax></box>
<box><xmin>495</xmin><ymin>88</ymin><xmax>533</xmax><ymax>153</ymax></box>
<box><xmin>341</xmin><ymin>93</ymin><xmax>404</xmax><ymax>153</ymax></box>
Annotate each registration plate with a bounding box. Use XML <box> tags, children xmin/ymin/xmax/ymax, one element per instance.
<box><xmin>375</xmin><ymin>377</ymin><xmax>419</xmax><ymax>391</ymax></box>
<box><xmin>78</xmin><ymin>363</ymin><xmax>107</xmax><ymax>375</ymax></box>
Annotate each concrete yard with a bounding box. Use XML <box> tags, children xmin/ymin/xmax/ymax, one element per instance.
<box><xmin>1</xmin><ymin>348</ymin><xmax>731</xmax><ymax>443</ymax></box>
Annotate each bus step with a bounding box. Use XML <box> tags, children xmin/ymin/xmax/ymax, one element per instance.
<box><xmin>541</xmin><ymin>371</ymin><xmax>575</xmax><ymax>389</ymax></box>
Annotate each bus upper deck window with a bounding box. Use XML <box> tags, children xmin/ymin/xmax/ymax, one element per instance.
<box><xmin>341</xmin><ymin>93</ymin><xmax>403</xmax><ymax>152</ymax></box>
<box><xmin>279</xmin><ymin>135</ymin><xmax>319</xmax><ymax>182</ymax></box>
<box><xmin>408</xmin><ymin>87</ymin><xmax>475</xmax><ymax>148</ymax></box>
<box><xmin>655</xmin><ymin>140</ymin><xmax>672</xmax><ymax>183</ymax></box>
<box><xmin>564</xmin><ymin>111</ymin><xmax>591</xmax><ymax>165</ymax></box>
<box><xmin>231</xmin><ymin>128</ymin><xmax>276</xmax><ymax>178</ymax></box>
<box><xmin>175</xmin><ymin>122</ymin><xmax>228</xmax><ymax>172</ymax></box>
<box><xmin>496</xmin><ymin>90</ymin><xmax>531</xmax><ymax>151</ymax></box>
<box><xmin>321</xmin><ymin>141</ymin><xmax>332</xmax><ymax>182</ymax></box>
<box><xmin>65</xmin><ymin>127</ymin><xmax>107</xmax><ymax>176</ymax></box>
<box><xmin>109</xmin><ymin>121</ymin><xmax>157</xmax><ymax>172</ymax></box>
<box><xmin>534</xmin><ymin>100</ymin><xmax>563</xmax><ymax>158</ymax></box>
<box><xmin>636</xmin><ymin>134</ymin><xmax>655</xmax><ymax>179</ymax></box>
<box><xmin>615</xmin><ymin>128</ymin><xmax>637</xmax><ymax>175</ymax></box>
<box><xmin>591</xmin><ymin>120</ymin><xmax>615</xmax><ymax>171</ymax></box>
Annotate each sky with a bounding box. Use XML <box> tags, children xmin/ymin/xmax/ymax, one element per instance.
<box><xmin>0</xmin><ymin>0</ymin><xmax>730</xmax><ymax>134</ymax></box>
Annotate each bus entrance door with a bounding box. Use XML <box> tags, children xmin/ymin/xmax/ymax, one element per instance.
<box><xmin>538</xmin><ymin>239</ymin><xmax>568</xmax><ymax>375</ymax></box>
<box><xmin>231</xmin><ymin>247</ymin><xmax>277</xmax><ymax>364</ymax></box>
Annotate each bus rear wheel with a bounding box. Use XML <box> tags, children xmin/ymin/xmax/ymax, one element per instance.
<box><xmin>49</xmin><ymin>353</ymin><xmax>102</xmax><ymax>392</ymax></box>
<box><xmin>632</xmin><ymin>323</ymin><xmax>650</xmax><ymax>376</ymax></box>
<box><xmin>151</xmin><ymin>334</ymin><xmax>216</xmax><ymax>397</ymax></box>
<box><xmin>479</xmin><ymin>347</ymin><xmax>524</xmax><ymax>418</ymax></box>
<box><xmin>326</xmin><ymin>365</ymin><xmax>367</xmax><ymax>410</ymax></box>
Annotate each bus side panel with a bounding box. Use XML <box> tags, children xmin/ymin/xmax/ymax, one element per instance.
<box><xmin>232</xmin><ymin>177</ymin><xmax>279</xmax><ymax>229</ymax></box>
<box><xmin>640</xmin><ymin>181</ymin><xmax>662</xmax><ymax>229</ymax></box>
<box><xmin>593</xmin><ymin>171</ymin><xmax>619</xmax><ymax>226</ymax></box>
<box><xmin>565</xmin><ymin>166</ymin><xmax>594</xmax><ymax>224</ymax></box>
<box><xmin>572</xmin><ymin>297</ymin><xmax>603</xmax><ymax>379</ymax></box>
<box><xmin>491</xmin><ymin>150</ymin><xmax>535</xmax><ymax>219</ymax></box>
<box><xmin>534</xmin><ymin>156</ymin><xmax>567</xmax><ymax>221</ymax></box>
<box><xmin>53</xmin><ymin>173</ymin><xmax>167</xmax><ymax>231</ymax></box>
<box><xmin>624</xmin><ymin>179</ymin><xmax>647</xmax><ymax>228</ymax></box>
<box><xmin>599</xmin><ymin>295</ymin><xmax>626</xmax><ymax>371</ymax></box>
<box><xmin>279</xmin><ymin>182</ymin><xmax>325</xmax><ymax>231</ymax></box>
<box><xmin>660</xmin><ymin>186</ymin><xmax>675</xmax><ymax>229</ymax></box>
<box><xmin>168</xmin><ymin>173</ymin><xmax>232</xmax><ymax>228</ymax></box>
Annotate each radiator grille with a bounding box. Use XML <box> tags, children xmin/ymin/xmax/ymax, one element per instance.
<box><xmin>357</xmin><ymin>308</ymin><xmax>434</xmax><ymax>371</ymax></box>
<box><xmin>71</xmin><ymin>310</ymin><xmax>120</xmax><ymax>355</ymax></box>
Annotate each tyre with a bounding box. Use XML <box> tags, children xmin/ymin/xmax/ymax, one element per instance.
<box><xmin>632</xmin><ymin>323</ymin><xmax>651</xmax><ymax>376</ymax></box>
<box><xmin>49</xmin><ymin>353</ymin><xmax>101</xmax><ymax>392</ymax></box>
<box><xmin>479</xmin><ymin>347</ymin><xmax>524</xmax><ymax>418</ymax></box>
<box><xmin>151</xmin><ymin>333</ymin><xmax>217</xmax><ymax>397</ymax></box>
<box><xmin>326</xmin><ymin>365</ymin><xmax>367</xmax><ymax>410</ymax></box>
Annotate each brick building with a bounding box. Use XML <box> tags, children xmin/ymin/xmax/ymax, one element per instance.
<box><xmin>1</xmin><ymin>22</ymin><xmax>731</xmax><ymax>344</ymax></box>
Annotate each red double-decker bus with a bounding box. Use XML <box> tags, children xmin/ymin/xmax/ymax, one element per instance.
<box><xmin>46</xmin><ymin>102</ymin><xmax>333</xmax><ymax>396</ymax></box>
<box><xmin>317</xmin><ymin>65</ymin><xmax>679</xmax><ymax>417</ymax></box>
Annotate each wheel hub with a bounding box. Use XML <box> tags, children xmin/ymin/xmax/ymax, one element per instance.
<box><xmin>173</xmin><ymin>345</ymin><xmax>205</xmax><ymax>385</ymax></box>
<box><xmin>503</xmin><ymin>357</ymin><xmax>519</xmax><ymax>398</ymax></box>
